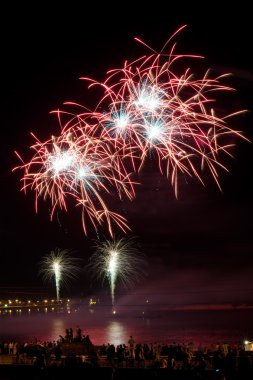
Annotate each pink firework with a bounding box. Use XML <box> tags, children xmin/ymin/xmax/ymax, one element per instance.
<box><xmin>13</xmin><ymin>127</ymin><xmax>136</xmax><ymax>236</ymax></box>
<box><xmin>82</xmin><ymin>25</ymin><xmax>247</xmax><ymax>196</ymax></box>
<box><xmin>14</xmin><ymin>25</ymin><xmax>248</xmax><ymax>235</ymax></box>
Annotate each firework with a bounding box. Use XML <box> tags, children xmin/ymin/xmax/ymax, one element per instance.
<box><xmin>13</xmin><ymin>127</ymin><xmax>137</xmax><ymax>236</ymax></box>
<box><xmin>82</xmin><ymin>26</ymin><xmax>247</xmax><ymax>196</ymax></box>
<box><xmin>39</xmin><ymin>248</ymin><xmax>82</xmax><ymax>301</ymax></box>
<box><xmin>13</xmin><ymin>26</ymin><xmax>248</xmax><ymax>236</ymax></box>
<box><xmin>87</xmin><ymin>236</ymin><xmax>147</xmax><ymax>306</ymax></box>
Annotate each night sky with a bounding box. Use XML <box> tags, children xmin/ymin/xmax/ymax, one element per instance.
<box><xmin>1</xmin><ymin>3</ymin><xmax>253</xmax><ymax>304</ymax></box>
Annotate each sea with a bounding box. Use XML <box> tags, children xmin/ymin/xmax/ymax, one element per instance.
<box><xmin>0</xmin><ymin>298</ymin><xmax>252</xmax><ymax>349</ymax></box>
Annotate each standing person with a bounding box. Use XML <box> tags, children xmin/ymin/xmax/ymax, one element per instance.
<box><xmin>65</xmin><ymin>329</ymin><xmax>70</xmax><ymax>342</ymax></box>
<box><xmin>69</xmin><ymin>328</ymin><xmax>73</xmax><ymax>342</ymax></box>
<box><xmin>85</xmin><ymin>334</ymin><xmax>93</xmax><ymax>353</ymax></box>
<box><xmin>128</xmin><ymin>336</ymin><xmax>135</xmax><ymax>359</ymax></box>
<box><xmin>76</xmin><ymin>326</ymin><xmax>82</xmax><ymax>342</ymax></box>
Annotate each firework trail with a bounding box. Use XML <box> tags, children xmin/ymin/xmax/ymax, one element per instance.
<box><xmin>13</xmin><ymin>25</ymin><xmax>248</xmax><ymax>235</ymax></box>
<box><xmin>87</xmin><ymin>236</ymin><xmax>147</xmax><ymax>306</ymax></box>
<box><xmin>39</xmin><ymin>248</ymin><xmax>81</xmax><ymax>301</ymax></box>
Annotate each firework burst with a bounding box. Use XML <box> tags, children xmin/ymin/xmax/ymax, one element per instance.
<box><xmin>87</xmin><ymin>236</ymin><xmax>147</xmax><ymax>306</ymax></box>
<box><xmin>13</xmin><ymin>25</ymin><xmax>248</xmax><ymax>236</ymax></box>
<box><xmin>82</xmin><ymin>26</ymin><xmax>247</xmax><ymax>196</ymax></box>
<box><xmin>39</xmin><ymin>247</ymin><xmax>82</xmax><ymax>301</ymax></box>
<box><xmin>13</xmin><ymin>127</ymin><xmax>137</xmax><ymax>236</ymax></box>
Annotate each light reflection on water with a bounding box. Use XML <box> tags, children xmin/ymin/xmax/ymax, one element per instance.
<box><xmin>0</xmin><ymin>305</ymin><xmax>253</xmax><ymax>348</ymax></box>
<box><xmin>105</xmin><ymin>321</ymin><xmax>126</xmax><ymax>346</ymax></box>
<box><xmin>51</xmin><ymin>319</ymin><xmax>65</xmax><ymax>342</ymax></box>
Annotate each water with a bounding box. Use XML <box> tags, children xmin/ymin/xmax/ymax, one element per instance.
<box><xmin>1</xmin><ymin>302</ymin><xmax>253</xmax><ymax>349</ymax></box>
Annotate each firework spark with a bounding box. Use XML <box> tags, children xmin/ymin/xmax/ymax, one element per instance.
<box><xmin>13</xmin><ymin>128</ymin><xmax>137</xmax><ymax>236</ymax></box>
<box><xmin>82</xmin><ymin>26</ymin><xmax>247</xmax><ymax>196</ymax></box>
<box><xmin>39</xmin><ymin>248</ymin><xmax>81</xmax><ymax>301</ymax></box>
<box><xmin>87</xmin><ymin>236</ymin><xmax>147</xmax><ymax>306</ymax></box>
<box><xmin>13</xmin><ymin>26</ymin><xmax>248</xmax><ymax>236</ymax></box>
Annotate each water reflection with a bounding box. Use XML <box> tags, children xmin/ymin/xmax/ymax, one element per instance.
<box><xmin>105</xmin><ymin>320</ymin><xmax>127</xmax><ymax>346</ymax></box>
<box><xmin>51</xmin><ymin>319</ymin><xmax>65</xmax><ymax>341</ymax></box>
<box><xmin>0</xmin><ymin>304</ymin><xmax>252</xmax><ymax>348</ymax></box>
<box><xmin>0</xmin><ymin>307</ymin><xmax>58</xmax><ymax>317</ymax></box>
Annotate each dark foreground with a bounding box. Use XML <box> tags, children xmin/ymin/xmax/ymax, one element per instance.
<box><xmin>1</xmin><ymin>340</ymin><xmax>253</xmax><ymax>379</ymax></box>
<box><xmin>0</xmin><ymin>365</ymin><xmax>252</xmax><ymax>380</ymax></box>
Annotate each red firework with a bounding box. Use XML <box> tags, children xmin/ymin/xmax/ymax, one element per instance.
<box><xmin>13</xmin><ymin>26</ymin><xmax>248</xmax><ymax>234</ymax></box>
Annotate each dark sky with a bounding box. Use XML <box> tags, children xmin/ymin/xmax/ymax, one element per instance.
<box><xmin>1</xmin><ymin>3</ymin><xmax>253</xmax><ymax>304</ymax></box>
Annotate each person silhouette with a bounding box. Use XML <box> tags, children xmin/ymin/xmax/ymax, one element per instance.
<box><xmin>128</xmin><ymin>335</ymin><xmax>135</xmax><ymax>359</ymax></box>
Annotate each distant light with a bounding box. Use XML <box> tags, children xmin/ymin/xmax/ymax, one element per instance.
<box><xmin>113</xmin><ymin>309</ymin><xmax>116</xmax><ymax>315</ymax></box>
<box><xmin>89</xmin><ymin>298</ymin><xmax>97</xmax><ymax>306</ymax></box>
